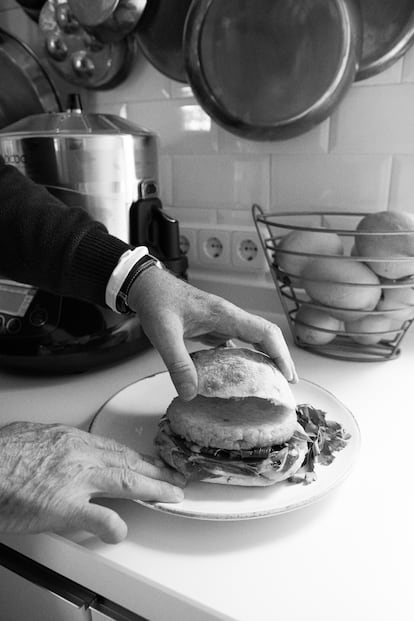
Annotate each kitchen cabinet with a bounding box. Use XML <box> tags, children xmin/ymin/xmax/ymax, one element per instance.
<box><xmin>0</xmin><ymin>544</ymin><xmax>94</xmax><ymax>621</ymax></box>
<box><xmin>0</xmin><ymin>544</ymin><xmax>148</xmax><ymax>621</ymax></box>
<box><xmin>90</xmin><ymin>601</ymin><xmax>149</xmax><ymax>621</ymax></box>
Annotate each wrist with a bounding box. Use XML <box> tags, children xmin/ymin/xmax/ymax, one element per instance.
<box><xmin>116</xmin><ymin>254</ymin><xmax>164</xmax><ymax>314</ymax></box>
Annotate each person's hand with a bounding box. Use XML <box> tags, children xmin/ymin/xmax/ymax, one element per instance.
<box><xmin>0</xmin><ymin>422</ymin><xmax>185</xmax><ymax>543</ymax></box>
<box><xmin>128</xmin><ymin>267</ymin><xmax>298</xmax><ymax>401</ymax></box>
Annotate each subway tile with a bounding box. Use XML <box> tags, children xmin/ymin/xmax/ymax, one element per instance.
<box><xmin>84</xmin><ymin>100</ymin><xmax>127</xmax><ymax>116</ymax></box>
<box><xmin>270</xmin><ymin>154</ymin><xmax>392</xmax><ymax>212</ymax></box>
<box><xmin>217</xmin><ymin>120</ymin><xmax>330</xmax><ymax>155</ymax></box>
<box><xmin>169</xmin><ymin>81</ymin><xmax>194</xmax><ymax>99</ymax></box>
<box><xmin>354</xmin><ymin>59</ymin><xmax>403</xmax><ymax>86</ymax></box>
<box><xmin>330</xmin><ymin>84</ymin><xmax>414</xmax><ymax>153</ymax></box>
<box><xmin>158</xmin><ymin>155</ymin><xmax>173</xmax><ymax>205</ymax></box>
<box><xmin>402</xmin><ymin>44</ymin><xmax>414</xmax><ymax>82</ymax></box>
<box><xmin>389</xmin><ymin>156</ymin><xmax>414</xmax><ymax>215</ymax></box>
<box><xmin>163</xmin><ymin>206</ymin><xmax>217</xmax><ymax>226</ymax></box>
<box><xmin>172</xmin><ymin>155</ymin><xmax>270</xmax><ymax>210</ymax></box>
<box><xmin>126</xmin><ymin>100</ymin><xmax>218</xmax><ymax>154</ymax></box>
<box><xmin>217</xmin><ymin>209</ymin><xmax>259</xmax><ymax>228</ymax></box>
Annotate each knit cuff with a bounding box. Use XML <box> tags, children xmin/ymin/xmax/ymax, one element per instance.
<box><xmin>66</xmin><ymin>229</ymin><xmax>132</xmax><ymax>307</ymax></box>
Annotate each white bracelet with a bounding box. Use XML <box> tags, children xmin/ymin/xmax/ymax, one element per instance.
<box><xmin>105</xmin><ymin>246</ymin><xmax>149</xmax><ymax>312</ymax></box>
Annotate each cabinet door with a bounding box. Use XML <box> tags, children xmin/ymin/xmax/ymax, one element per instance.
<box><xmin>0</xmin><ymin>564</ymin><xmax>92</xmax><ymax>621</ymax></box>
<box><xmin>91</xmin><ymin>599</ymin><xmax>149</xmax><ymax>621</ymax></box>
<box><xmin>0</xmin><ymin>543</ymin><xmax>95</xmax><ymax>621</ymax></box>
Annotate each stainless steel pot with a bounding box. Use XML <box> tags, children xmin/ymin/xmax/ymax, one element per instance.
<box><xmin>0</xmin><ymin>94</ymin><xmax>159</xmax><ymax>243</ymax></box>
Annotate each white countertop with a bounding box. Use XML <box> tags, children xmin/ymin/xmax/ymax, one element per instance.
<box><xmin>1</xmin><ymin>318</ymin><xmax>413</xmax><ymax>621</ymax></box>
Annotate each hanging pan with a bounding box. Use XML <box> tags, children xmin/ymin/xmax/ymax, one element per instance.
<box><xmin>355</xmin><ymin>0</ymin><xmax>414</xmax><ymax>81</ymax></box>
<box><xmin>14</xmin><ymin>0</ymin><xmax>46</xmax><ymax>22</ymax></box>
<box><xmin>184</xmin><ymin>0</ymin><xmax>363</xmax><ymax>141</ymax></box>
<box><xmin>0</xmin><ymin>28</ymin><xmax>61</xmax><ymax>130</ymax></box>
<box><xmin>135</xmin><ymin>0</ymin><xmax>193</xmax><ymax>83</ymax></box>
<box><xmin>39</xmin><ymin>0</ymin><xmax>137</xmax><ymax>90</ymax></box>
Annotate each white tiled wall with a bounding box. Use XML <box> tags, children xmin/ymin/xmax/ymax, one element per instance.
<box><xmin>2</xmin><ymin>2</ymin><xmax>414</xmax><ymax>315</ymax></box>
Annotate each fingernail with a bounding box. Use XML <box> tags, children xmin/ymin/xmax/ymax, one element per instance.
<box><xmin>179</xmin><ymin>382</ymin><xmax>197</xmax><ymax>401</ymax></box>
<box><xmin>172</xmin><ymin>486</ymin><xmax>185</xmax><ymax>501</ymax></box>
<box><xmin>172</xmin><ymin>472</ymin><xmax>187</xmax><ymax>487</ymax></box>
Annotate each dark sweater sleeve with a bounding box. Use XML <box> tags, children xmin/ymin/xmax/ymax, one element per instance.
<box><xmin>0</xmin><ymin>157</ymin><xmax>131</xmax><ymax>307</ymax></box>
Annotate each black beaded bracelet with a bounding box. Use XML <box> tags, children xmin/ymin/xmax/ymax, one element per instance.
<box><xmin>115</xmin><ymin>254</ymin><xmax>163</xmax><ymax>314</ymax></box>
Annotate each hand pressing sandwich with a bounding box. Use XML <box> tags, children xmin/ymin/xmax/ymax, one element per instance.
<box><xmin>155</xmin><ymin>346</ymin><xmax>350</xmax><ymax>487</ymax></box>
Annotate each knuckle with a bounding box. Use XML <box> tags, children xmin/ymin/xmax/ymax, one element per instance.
<box><xmin>168</xmin><ymin>359</ymin><xmax>194</xmax><ymax>377</ymax></box>
<box><xmin>119</xmin><ymin>468</ymin><xmax>138</xmax><ymax>492</ymax></box>
<box><xmin>264</xmin><ymin>320</ymin><xmax>282</xmax><ymax>338</ymax></box>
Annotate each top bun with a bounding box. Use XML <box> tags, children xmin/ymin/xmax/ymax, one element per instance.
<box><xmin>191</xmin><ymin>347</ymin><xmax>296</xmax><ymax>409</ymax></box>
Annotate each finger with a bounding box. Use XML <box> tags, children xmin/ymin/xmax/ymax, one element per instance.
<box><xmin>208</xmin><ymin>303</ymin><xmax>297</xmax><ymax>383</ymax></box>
<box><xmin>78</xmin><ymin>503</ymin><xmax>128</xmax><ymax>544</ymax></box>
<box><xmin>96</xmin><ymin>447</ymin><xmax>186</xmax><ymax>487</ymax></box>
<box><xmin>91</xmin><ymin>468</ymin><xmax>185</xmax><ymax>503</ymax></box>
<box><xmin>254</xmin><ymin>320</ymin><xmax>298</xmax><ymax>383</ymax></box>
<box><xmin>148</xmin><ymin>316</ymin><xmax>198</xmax><ymax>401</ymax></box>
<box><xmin>193</xmin><ymin>333</ymin><xmax>233</xmax><ymax>347</ymax></box>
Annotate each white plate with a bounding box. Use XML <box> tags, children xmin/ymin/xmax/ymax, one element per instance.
<box><xmin>90</xmin><ymin>374</ymin><xmax>361</xmax><ymax>520</ymax></box>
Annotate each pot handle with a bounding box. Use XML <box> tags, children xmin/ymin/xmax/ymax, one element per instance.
<box><xmin>129</xmin><ymin>197</ymin><xmax>188</xmax><ymax>278</ymax></box>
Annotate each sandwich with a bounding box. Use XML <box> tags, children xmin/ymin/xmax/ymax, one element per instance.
<box><xmin>154</xmin><ymin>347</ymin><xmax>311</xmax><ymax>486</ymax></box>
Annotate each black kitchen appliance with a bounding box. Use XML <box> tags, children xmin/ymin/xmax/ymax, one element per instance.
<box><xmin>0</xmin><ymin>95</ymin><xmax>187</xmax><ymax>373</ymax></box>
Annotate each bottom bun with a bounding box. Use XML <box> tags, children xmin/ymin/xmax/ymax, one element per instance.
<box><xmin>154</xmin><ymin>418</ymin><xmax>309</xmax><ymax>487</ymax></box>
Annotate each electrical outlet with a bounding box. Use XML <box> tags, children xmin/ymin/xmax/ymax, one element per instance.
<box><xmin>198</xmin><ymin>229</ymin><xmax>231</xmax><ymax>268</ymax></box>
<box><xmin>231</xmin><ymin>230</ymin><xmax>267</xmax><ymax>271</ymax></box>
<box><xmin>179</xmin><ymin>227</ymin><xmax>198</xmax><ymax>268</ymax></box>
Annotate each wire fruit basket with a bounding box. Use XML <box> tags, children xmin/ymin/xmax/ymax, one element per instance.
<box><xmin>252</xmin><ymin>204</ymin><xmax>414</xmax><ymax>362</ymax></box>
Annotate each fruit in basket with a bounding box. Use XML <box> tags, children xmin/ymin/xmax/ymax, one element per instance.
<box><xmin>354</xmin><ymin>211</ymin><xmax>414</xmax><ymax>280</ymax></box>
<box><xmin>301</xmin><ymin>257</ymin><xmax>381</xmax><ymax>319</ymax></box>
<box><xmin>345</xmin><ymin>314</ymin><xmax>397</xmax><ymax>345</ymax></box>
<box><xmin>293</xmin><ymin>306</ymin><xmax>342</xmax><ymax>345</ymax></box>
<box><xmin>275</xmin><ymin>229</ymin><xmax>343</xmax><ymax>286</ymax></box>
<box><xmin>376</xmin><ymin>286</ymin><xmax>414</xmax><ymax>322</ymax></box>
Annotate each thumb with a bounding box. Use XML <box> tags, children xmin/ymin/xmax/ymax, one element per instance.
<box><xmin>149</xmin><ymin>319</ymin><xmax>198</xmax><ymax>401</ymax></box>
<box><xmin>82</xmin><ymin>503</ymin><xmax>128</xmax><ymax>544</ymax></box>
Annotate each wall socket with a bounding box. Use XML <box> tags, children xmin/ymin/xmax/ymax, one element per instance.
<box><xmin>179</xmin><ymin>226</ymin><xmax>267</xmax><ymax>272</ymax></box>
<box><xmin>231</xmin><ymin>230</ymin><xmax>267</xmax><ymax>271</ymax></box>
<box><xmin>198</xmin><ymin>229</ymin><xmax>232</xmax><ymax>267</ymax></box>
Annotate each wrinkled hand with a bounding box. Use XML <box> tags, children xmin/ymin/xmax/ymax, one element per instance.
<box><xmin>0</xmin><ymin>422</ymin><xmax>185</xmax><ymax>543</ymax></box>
<box><xmin>128</xmin><ymin>267</ymin><xmax>298</xmax><ymax>401</ymax></box>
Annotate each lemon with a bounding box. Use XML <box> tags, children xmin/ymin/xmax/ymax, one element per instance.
<box><xmin>355</xmin><ymin>211</ymin><xmax>414</xmax><ymax>280</ymax></box>
<box><xmin>376</xmin><ymin>286</ymin><xmax>414</xmax><ymax>322</ymax></box>
<box><xmin>293</xmin><ymin>306</ymin><xmax>342</xmax><ymax>345</ymax></box>
<box><xmin>345</xmin><ymin>314</ymin><xmax>397</xmax><ymax>345</ymax></box>
<box><xmin>275</xmin><ymin>229</ymin><xmax>343</xmax><ymax>287</ymax></box>
<box><xmin>301</xmin><ymin>257</ymin><xmax>381</xmax><ymax>319</ymax></box>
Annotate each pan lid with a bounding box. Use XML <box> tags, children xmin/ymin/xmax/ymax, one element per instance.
<box><xmin>0</xmin><ymin>94</ymin><xmax>156</xmax><ymax>137</ymax></box>
<box><xmin>184</xmin><ymin>0</ymin><xmax>362</xmax><ymax>141</ymax></box>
